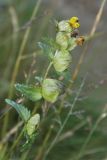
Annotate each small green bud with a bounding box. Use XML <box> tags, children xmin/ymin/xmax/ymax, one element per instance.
<box><xmin>42</xmin><ymin>78</ymin><xmax>61</xmax><ymax>103</ymax></box>
<box><xmin>53</xmin><ymin>50</ymin><xmax>71</xmax><ymax>72</ymax></box>
<box><xmin>57</xmin><ymin>20</ymin><xmax>72</xmax><ymax>33</ymax></box>
<box><xmin>26</xmin><ymin>114</ymin><xmax>40</xmax><ymax>137</ymax></box>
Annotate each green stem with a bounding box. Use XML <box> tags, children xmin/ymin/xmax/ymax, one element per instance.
<box><xmin>74</xmin><ymin>115</ymin><xmax>106</xmax><ymax>160</ymax></box>
<box><xmin>35</xmin><ymin>125</ymin><xmax>53</xmax><ymax>160</ymax></box>
<box><xmin>44</xmin><ymin>62</ymin><xmax>53</xmax><ymax>80</ymax></box>
<box><xmin>4</xmin><ymin>127</ymin><xmax>24</xmax><ymax>160</ymax></box>
<box><xmin>43</xmin><ymin>76</ymin><xmax>85</xmax><ymax>160</ymax></box>
<box><xmin>2</xmin><ymin>0</ymin><xmax>42</xmax><ymax>138</ymax></box>
<box><xmin>8</xmin><ymin>0</ymin><xmax>42</xmax><ymax>98</ymax></box>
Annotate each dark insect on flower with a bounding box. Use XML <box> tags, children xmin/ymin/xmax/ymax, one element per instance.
<box><xmin>71</xmin><ymin>29</ymin><xmax>79</xmax><ymax>38</ymax></box>
<box><xmin>76</xmin><ymin>36</ymin><xmax>85</xmax><ymax>46</ymax></box>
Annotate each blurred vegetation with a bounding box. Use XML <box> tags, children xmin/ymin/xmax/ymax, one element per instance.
<box><xmin>0</xmin><ymin>0</ymin><xmax>107</xmax><ymax>160</ymax></box>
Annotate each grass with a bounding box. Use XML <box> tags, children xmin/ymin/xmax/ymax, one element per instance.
<box><xmin>0</xmin><ymin>0</ymin><xmax>107</xmax><ymax>160</ymax></box>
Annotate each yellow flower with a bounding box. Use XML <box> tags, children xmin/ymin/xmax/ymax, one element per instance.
<box><xmin>69</xmin><ymin>17</ymin><xmax>80</xmax><ymax>28</ymax></box>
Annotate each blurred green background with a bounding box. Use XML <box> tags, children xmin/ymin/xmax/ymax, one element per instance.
<box><xmin>0</xmin><ymin>0</ymin><xmax>107</xmax><ymax>160</ymax></box>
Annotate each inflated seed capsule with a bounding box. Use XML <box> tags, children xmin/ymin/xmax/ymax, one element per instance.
<box><xmin>68</xmin><ymin>37</ymin><xmax>77</xmax><ymax>51</ymax></box>
<box><xmin>53</xmin><ymin>50</ymin><xmax>71</xmax><ymax>72</ymax></box>
<box><xmin>56</xmin><ymin>32</ymin><xmax>70</xmax><ymax>49</ymax></box>
<box><xmin>26</xmin><ymin>114</ymin><xmax>40</xmax><ymax>137</ymax></box>
<box><xmin>42</xmin><ymin>78</ymin><xmax>61</xmax><ymax>103</ymax></box>
<box><xmin>57</xmin><ymin>20</ymin><xmax>72</xmax><ymax>32</ymax></box>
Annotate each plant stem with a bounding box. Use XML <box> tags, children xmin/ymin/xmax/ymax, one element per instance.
<box><xmin>35</xmin><ymin>125</ymin><xmax>53</xmax><ymax>160</ymax></box>
<box><xmin>75</xmin><ymin>113</ymin><xmax>107</xmax><ymax>160</ymax></box>
<box><xmin>44</xmin><ymin>62</ymin><xmax>53</xmax><ymax>80</ymax></box>
<box><xmin>58</xmin><ymin>0</ymin><xmax>107</xmax><ymax>119</ymax></box>
<box><xmin>43</xmin><ymin>76</ymin><xmax>86</xmax><ymax>160</ymax></box>
<box><xmin>4</xmin><ymin>127</ymin><xmax>24</xmax><ymax>160</ymax></box>
<box><xmin>8</xmin><ymin>0</ymin><xmax>42</xmax><ymax>98</ymax></box>
<box><xmin>2</xmin><ymin>0</ymin><xmax>42</xmax><ymax>138</ymax></box>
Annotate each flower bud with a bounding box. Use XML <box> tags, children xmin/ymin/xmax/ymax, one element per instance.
<box><xmin>53</xmin><ymin>50</ymin><xmax>71</xmax><ymax>72</ymax></box>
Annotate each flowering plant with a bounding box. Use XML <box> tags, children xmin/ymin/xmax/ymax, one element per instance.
<box><xmin>5</xmin><ymin>16</ymin><xmax>85</xmax><ymax>149</ymax></box>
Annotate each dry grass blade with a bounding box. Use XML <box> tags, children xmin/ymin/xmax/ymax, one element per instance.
<box><xmin>72</xmin><ymin>0</ymin><xmax>107</xmax><ymax>82</ymax></box>
<box><xmin>43</xmin><ymin>75</ymin><xmax>86</xmax><ymax>160</ymax></box>
<box><xmin>0</xmin><ymin>121</ymin><xmax>23</xmax><ymax>145</ymax></box>
<box><xmin>2</xmin><ymin>0</ymin><xmax>42</xmax><ymax>138</ymax></box>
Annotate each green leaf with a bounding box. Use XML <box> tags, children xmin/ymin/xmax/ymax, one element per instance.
<box><xmin>42</xmin><ymin>78</ymin><xmax>61</xmax><ymax>103</ymax></box>
<box><xmin>5</xmin><ymin>99</ymin><xmax>31</xmax><ymax>122</ymax></box>
<box><xmin>26</xmin><ymin>114</ymin><xmax>40</xmax><ymax>136</ymax></box>
<box><xmin>15</xmin><ymin>84</ymin><xmax>42</xmax><ymax>102</ymax></box>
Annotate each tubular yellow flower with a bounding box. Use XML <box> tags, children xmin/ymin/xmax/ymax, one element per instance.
<box><xmin>69</xmin><ymin>16</ymin><xmax>80</xmax><ymax>28</ymax></box>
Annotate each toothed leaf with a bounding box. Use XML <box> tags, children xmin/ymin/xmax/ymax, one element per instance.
<box><xmin>5</xmin><ymin>99</ymin><xmax>31</xmax><ymax>122</ymax></box>
<box><xmin>15</xmin><ymin>84</ymin><xmax>42</xmax><ymax>102</ymax></box>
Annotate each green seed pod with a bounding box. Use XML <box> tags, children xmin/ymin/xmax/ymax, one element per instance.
<box><xmin>53</xmin><ymin>50</ymin><xmax>71</xmax><ymax>72</ymax></box>
<box><xmin>26</xmin><ymin>114</ymin><xmax>40</xmax><ymax>137</ymax></box>
<box><xmin>68</xmin><ymin>37</ymin><xmax>77</xmax><ymax>51</ymax></box>
<box><xmin>56</xmin><ymin>32</ymin><xmax>69</xmax><ymax>49</ymax></box>
<box><xmin>42</xmin><ymin>78</ymin><xmax>61</xmax><ymax>103</ymax></box>
<box><xmin>57</xmin><ymin>20</ymin><xmax>72</xmax><ymax>33</ymax></box>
